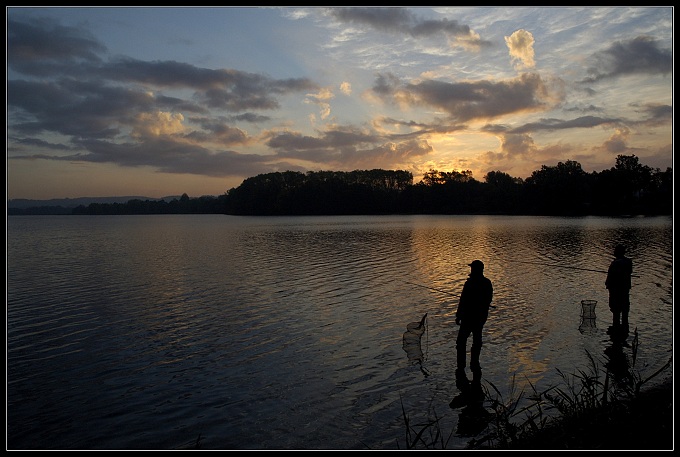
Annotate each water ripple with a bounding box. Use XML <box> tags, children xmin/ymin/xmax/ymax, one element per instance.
<box><xmin>7</xmin><ymin>215</ymin><xmax>672</xmax><ymax>450</ymax></box>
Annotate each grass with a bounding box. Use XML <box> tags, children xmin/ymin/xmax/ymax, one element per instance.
<box><xmin>398</xmin><ymin>327</ymin><xmax>673</xmax><ymax>450</ymax></box>
<box><xmin>397</xmin><ymin>393</ymin><xmax>456</xmax><ymax>449</ymax></box>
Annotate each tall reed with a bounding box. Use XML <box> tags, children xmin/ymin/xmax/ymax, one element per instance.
<box><xmin>397</xmin><ymin>328</ymin><xmax>672</xmax><ymax>450</ymax></box>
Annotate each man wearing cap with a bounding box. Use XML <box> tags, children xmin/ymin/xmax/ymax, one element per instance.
<box><xmin>455</xmin><ymin>260</ymin><xmax>494</xmax><ymax>373</ymax></box>
<box><xmin>605</xmin><ymin>244</ymin><xmax>633</xmax><ymax>331</ymax></box>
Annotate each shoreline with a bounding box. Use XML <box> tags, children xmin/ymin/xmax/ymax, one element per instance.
<box><xmin>498</xmin><ymin>376</ymin><xmax>674</xmax><ymax>450</ymax></box>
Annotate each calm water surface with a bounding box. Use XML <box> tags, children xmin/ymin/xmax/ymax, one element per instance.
<box><xmin>7</xmin><ymin>215</ymin><xmax>673</xmax><ymax>450</ymax></box>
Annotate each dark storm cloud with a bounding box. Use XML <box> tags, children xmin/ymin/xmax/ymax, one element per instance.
<box><xmin>581</xmin><ymin>36</ymin><xmax>672</xmax><ymax>83</ymax></box>
<box><xmin>50</xmin><ymin>138</ymin><xmax>273</xmax><ymax>177</ymax></box>
<box><xmin>150</xmin><ymin>94</ymin><xmax>207</xmax><ymax>113</ymax></box>
<box><xmin>8</xmin><ymin>16</ymin><xmax>318</xmax><ymax>103</ymax></box>
<box><xmin>506</xmin><ymin>115</ymin><xmax>622</xmax><ymax>134</ymax></box>
<box><xmin>373</xmin><ymin>73</ymin><xmax>561</xmax><ymax>123</ymax></box>
<box><xmin>326</xmin><ymin>7</ymin><xmax>491</xmax><ymax>47</ymax></box>
<box><xmin>263</xmin><ymin>124</ymin><xmax>434</xmax><ymax>170</ymax></box>
<box><xmin>265</xmin><ymin>128</ymin><xmax>378</xmax><ymax>152</ymax></box>
<box><xmin>412</xmin><ymin>74</ymin><xmax>556</xmax><ymax>121</ymax></box>
<box><xmin>7</xmin><ymin>17</ymin><xmax>105</xmax><ymax>64</ymax></box>
<box><xmin>8</xmin><ymin>79</ymin><xmax>158</xmax><ymax>138</ymax></box>
<box><xmin>371</xmin><ymin>73</ymin><xmax>402</xmax><ymax>96</ymax></box>
<box><xmin>484</xmin><ymin>105</ymin><xmax>671</xmax><ymax>136</ymax></box>
<box><xmin>374</xmin><ymin>117</ymin><xmax>468</xmax><ymax>139</ymax></box>
<box><xmin>9</xmin><ymin>137</ymin><xmax>73</xmax><ymax>151</ymax></box>
<box><xmin>201</xmin><ymin>86</ymin><xmax>281</xmax><ymax>111</ymax></box>
<box><xmin>563</xmin><ymin>104</ymin><xmax>603</xmax><ymax>114</ymax></box>
<box><xmin>99</xmin><ymin>58</ymin><xmax>318</xmax><ymax>110</ymax></box>
<box><xmin>331</xmin><ymin>139</ymin><xmax>433</xmax><ymax>167</ymax></box>
<box><xmin>184</xmin><ymin>121</ymin><xmax>249</xmax><ymax>146</ymax></box>
<box><xmin>328</xmin><ymin>7</ymin><xmax>415</xmax><ymax>32</ymax></box>
<box><xmin>7</xmin><ymin>16</ymin><xmax>320</xmax><ymax>177</ymax></box>
<box><xmin>100</xmin><ymin>58</ymin><xmax>243</xmax><ymax>88</ymax></box>
<box><xmin>8</xmin><ymin>17</ymin><xmax>318</xmax><ymax>99</ymax></box>
<box><xmin>229</xmin><ymin>113</ymin><xmax>271</xmax><ymax>123</ymax></box>
<box><xmin>265</xmin><ymin>132</ymin><xmax>329</xmax><ymax>151</ymax></box>
<box><xmin>634</xmin><ymin>103</ymin><xmax>673</xmax><ymax>127</ymax></box>
<box><xmin>377</xmin><ymin>117</ymin><xmax>429</xmax><ymax>129</ymax></box>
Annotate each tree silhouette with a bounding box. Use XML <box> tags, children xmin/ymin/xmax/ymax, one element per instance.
<box><xmin>524</xmin><ymin>160</ymin><xmax>592</xmax><ymax>215</ymax></box>
<box><xmin>17</xmin><ymin>155</ymin><xmax>671</xmax><ymax>217</ymax></box>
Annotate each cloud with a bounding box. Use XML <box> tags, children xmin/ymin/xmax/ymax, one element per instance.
<box><xmin>505</xmin><ymin>115</ymin><xmax>622</xmax><ymax>134</ymax></box>
<box><xmin>6</xmin><ymin>9</ymin><xmax>673</xmax><ymax>197</ymax></box>
<box><xmin>228</xmin><ymin>113</ymin><xmax>272</xmax><ymax>123</ymax></box>
<box><xmin>2</xmin><ymin>30</ymin><xmax>572</xmax><ymax>180</ymax></box>
<box><xmin>185</xmin><ymin>117</ymin><xmax>250</xmax><ymax>145</ymax></box>
<box><xmin>326</xmin><ymin>7</ymin><xmax>490</xmax><ymax>50</ymax></box>
<box><xmin>581</xmin><ymin>35</ymin><xmax>672</xmax><ymax>83</ymax></box>
<box><xmin>373</xmin><ymin>72</ymin><xmax>564</xmax><ymax>123</ymax></box>
<box><xmin>479</xmin><ymin>131</ymin><xmax>576</xmax><ymax>175</ymax></box>
<box><xmin>131</xmin><ymin>111</ymin><xmax>186</xmax><ymax>139</ymax></box>
<box><xmin>7</xmin><ymin>17</ymin><xmax>105</xmax><ymax>65</ymax></box>
<box><xmin>7</xmin><ymin>16</ymin><xmax>321</xmax><ymax>178</ymax></box>
<box><xmin>505</xmin><ymin>29</ymin><xmax>535</xmax><ymax>70</ymax></box>
<box><xmin>56</xmin><ymin>137</ymin><xmax>274</xmax><ymax>177</ymax></box>
<box><xmin>265</xmin><ymin>127</ymin><xmax>377</xmax><ymax>152</ymax></box>
<box><xmin>8</xmin><ymin>137</ymin><xmax>73</xmax><ymax>152</ymax></box>
<box><xmin>7</xmin><ymin>79</ymin><xmax>139</xmax><ymax>139</ymax></box>
<box><xmin>602</xmin><ymin>128</ymin><xmax>631</xmax><ymax>154</ymax></box>
<box><xmin>633</xmin><ymin>103</ymin><xmax>673</xmax><ymax>127</ymax></box>
<box><xmin>372</xmin><ymin>117</ymin><xmax>468</xmax><ymax>141</ymax></box>
<box><xmin>340</xmin><ymin>81</ymin><xmax>352</xmax><ymax>95</ymax></box>
<box><xmin>263</xmin><ymin>125</ymin><xmax>433</xmax><ymax>170</ymax></box>
<box><xmin>499</xmin><ymin>132</ymin><xmax>537</xmax><ymax>158</ymax></box>
<box><xmin>305</xmin><ymin>87</ymin><xmax>335</xmax><ymax>120</ymax></box>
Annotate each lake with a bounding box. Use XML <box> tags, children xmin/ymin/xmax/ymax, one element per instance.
<box><xmin>6</xmin><ymin>214</ymin><xmax>673</xmax><ymax>450</ymax></box>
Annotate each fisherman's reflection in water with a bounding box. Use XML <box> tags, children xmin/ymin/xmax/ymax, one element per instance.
<box><xmin>448</xmin><ymin>368</ymin><xmax>491</xmax><ymax>436</ymax></box>
<box><xmin>604</xmin><ymin>326</ymin><xmax>634</xmax><ymax>390</ymax></box>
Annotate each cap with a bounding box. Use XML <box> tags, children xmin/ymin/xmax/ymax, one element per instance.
<box><xmin>468</xmin><ymin>260</ymin><xmax>484</xmax><ymax>269</ymax></box>
<box><xmin>614</xmin><ymin>244</ymin><xmax>626</xmax><ymax>256</ymax></box>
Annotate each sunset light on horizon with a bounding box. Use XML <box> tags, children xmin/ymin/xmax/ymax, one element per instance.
<box><xmin>7</xmin><ymin>6</ymin><xmax>673</xmax><ymax>200</ymax></box>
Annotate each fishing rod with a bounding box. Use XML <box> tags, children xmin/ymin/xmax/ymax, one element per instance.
<box><xmin>406</xmin><ymin>281</ymin><xmax>459</xmax><ymax>298</ymax></box>
<box><xmin>506</xmin><ymin>259</ymin><xmax>641</xmax><ymax>278</ymax></box>
<box><xmin>405</xmin><ymin>281</ymin><xmax>497</xmax><ymax>308</ymax></box>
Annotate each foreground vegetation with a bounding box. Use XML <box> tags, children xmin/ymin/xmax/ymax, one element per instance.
<box><xmin>398</xmin><ymin>328</ymin><xmax>673</xmax><ymax>450</ymax></box>
<box><xmin>9</xmin><ymin>154</ymin><xmax>672</xmax><ymax>217</ymax></box>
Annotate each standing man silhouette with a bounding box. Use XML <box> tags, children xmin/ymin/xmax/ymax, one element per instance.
<box><xmin>605</xmin><ymin>244</ymin><xmax>633</xmax><ymax>331</ymax></box>
<box><xmin>455</xmin><ymin>260</ymin><xmax>493</xmax><ymax>374</ymax></box>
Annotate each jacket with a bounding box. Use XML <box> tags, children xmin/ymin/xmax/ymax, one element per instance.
<box><xmin>606</xmin><ymin>256</ymin><xmax>633</xmax><ymax>292</ymax></box>
<box><xmin>456</xmin><ymin>272</ymin><xmax>493</xmax><ymax>325</ymax></box>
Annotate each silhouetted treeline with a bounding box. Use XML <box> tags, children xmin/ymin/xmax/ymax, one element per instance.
<box><xmin>224</xmin><ymin>169</ymin><xmax>413</xmax><ymax>215</ymax></box>
<box><xmin>9</xmin><ymin>155</ymin><xmax>672</xmax><ymax>216</ymax></box>
<box><xmin>70</xmin><ymin>193</ymin><xmax>227</xmax><ymax>215</ymax></box>
<box><xmin>222</xmin><ymin>156</ymin><xmax>671</xmax><ymax>216</ymax></box>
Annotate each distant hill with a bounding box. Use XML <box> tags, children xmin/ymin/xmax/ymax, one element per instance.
<box><xmin>7</xmin><ymin>196</ymin><xmax>182</xmax><ymax>210</ymax></box>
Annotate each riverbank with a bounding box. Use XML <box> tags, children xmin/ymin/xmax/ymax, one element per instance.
<box><xmin>498</xmin><ymin>377</ymin><xmax>673</xmax><ymax>450</ymax></box>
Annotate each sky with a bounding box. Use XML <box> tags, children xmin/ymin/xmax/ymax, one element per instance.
<box><xmin>6</xmin><ymin>6</ymin><xmax>674</xmax><ymax>200</ymax></box>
